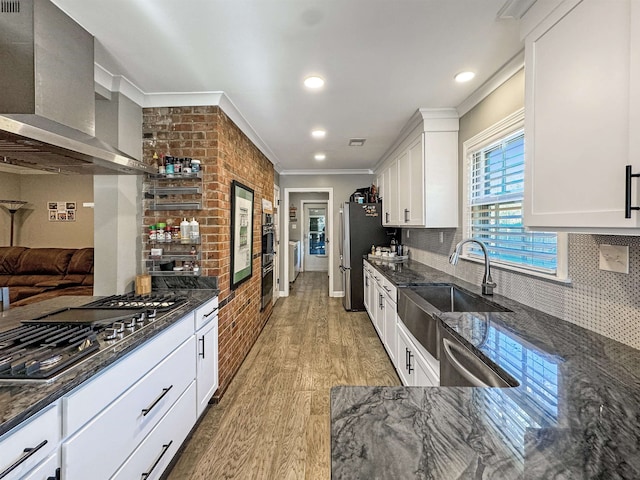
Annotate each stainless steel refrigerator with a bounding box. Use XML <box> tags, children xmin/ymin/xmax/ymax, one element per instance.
<box><xmin>339</xmin><ymin>202</ymin><xmax>391</xmax><ymax>311</ymax></box>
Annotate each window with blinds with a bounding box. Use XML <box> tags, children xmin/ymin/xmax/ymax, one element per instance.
<box><xmin>468</xmin><ymin>130</ymin><xmax>558</xmax><ymax>274</ymax></box>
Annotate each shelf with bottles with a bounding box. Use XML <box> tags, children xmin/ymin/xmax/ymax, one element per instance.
<box><xmin>145</xmin><ymin>162</ymin><xmax>203</xmax><ymax>211</ymax></box>
<box><xmin>148</xmin><ymin>237</ymin><xmax>201</xmax><ymax>245</ymax></box>
<box><xmin>146</xmin><ymin>247</ymin><xmax>201</xmax><ymax>276</ymax></box>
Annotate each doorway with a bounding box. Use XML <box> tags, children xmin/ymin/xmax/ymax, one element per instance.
<box><xmin>282</xmin><ymin>187</ymin><xmax>334</xmax><ymax>298</ymax></box>
<box><xmin>302</xmin><ymin>202</ymin><xmax>328</xmax><ymax>272</ymax></box>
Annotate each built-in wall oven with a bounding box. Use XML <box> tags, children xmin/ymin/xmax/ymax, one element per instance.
<box><xmin>261</xmin><ymin>207</ymin><xmax>275</xmax><ymax>310</ymax></box>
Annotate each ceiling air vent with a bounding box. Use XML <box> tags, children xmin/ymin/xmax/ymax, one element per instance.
<box><xmin>348</xmin><ymin>138</ymin><xmax>366</xmax><ymax>147</ymax></box>
<box><xmin>1</xmin><ymin>1</ymin><xmax>20</xmax><ymax>13</ymax></box>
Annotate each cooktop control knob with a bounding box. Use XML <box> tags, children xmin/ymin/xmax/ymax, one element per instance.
<box><xmin>104</xmin><ymin>327</ymin><xmax>119</xmax><ymax>340</ymax></box>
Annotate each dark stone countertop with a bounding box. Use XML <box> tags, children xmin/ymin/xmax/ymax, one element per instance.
<box><xmin>0</xmin><ymin>289</ymin><xmax>218</xmax><ymax>437</ymax></box>
<box><xmin>331</xmin><ymin>258</ymin><xmax>640</xmax><ymax>479</ymax></box>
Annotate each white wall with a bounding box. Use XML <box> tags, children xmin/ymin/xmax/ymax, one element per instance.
<box><xmin>279</xmin><ymin>173</ymin><xmax>374</xmax><ymax>294</ymax></box>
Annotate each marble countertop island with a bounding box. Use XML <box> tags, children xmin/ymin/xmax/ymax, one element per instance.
<box><xmin>331</xmin><ymin>259</ymin><xmax>640</xmax><ymax>479</ymax></box>
<box><xmin>0</xmin><ymin>289</ymin><xmax>218</xmax><ymax>436</ymax></box>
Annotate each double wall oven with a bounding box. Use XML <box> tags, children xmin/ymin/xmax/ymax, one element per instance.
<box><xmin>261</xmin><ymin>207</ymin><xmax>275</xmax><ymax>310</ymax></box>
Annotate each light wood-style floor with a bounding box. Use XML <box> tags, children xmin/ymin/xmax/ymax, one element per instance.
<box><xmin>167</xmin><ymin>272</ymin><xmax>400</xmax><ymax>480</ymax></box>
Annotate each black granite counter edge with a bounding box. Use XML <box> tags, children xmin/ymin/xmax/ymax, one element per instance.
<box><xmin>0</xmin><ymin>289</ymin><xmax>219</xmax><ymax>437</ymax></box>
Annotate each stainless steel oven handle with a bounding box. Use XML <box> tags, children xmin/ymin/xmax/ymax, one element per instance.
<box><xmin>141</xmin><ymin>385</ymin><xmax>173</xmax><ymax>416</ymax></box>
<box><xmin>0</xmin><ymin>440</ymin><xmax>48</xmax><ymax>479</ymax></box>
<box><xmin>442</xmin><ymin>338</ymin><xmax>491</xmax><ymax>388</ymax></box>
<box><xmin>141</xmin><ymin>440</ymin><xmax>173</xmax><ymax>480</ymax></box>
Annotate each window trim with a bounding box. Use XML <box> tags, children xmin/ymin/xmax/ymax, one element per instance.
<box><xmin>461</xmin><ymin>108</ymin><xmax>569</xmax><ymax>282</ymax></box>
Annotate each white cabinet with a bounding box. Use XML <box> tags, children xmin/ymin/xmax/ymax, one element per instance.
<box><xmin>22</xmin><ymin>452</ymin><xmax>59</xmax><ymax>480</ymax></box>
<box><xmin>111</xmin><ymin>382</ymin><xmax>196</xmax><ymax>480</ymax></box>
<box><xmin>0</xmin><ymin>403</ymin><xmax>60</xmax><ymax>480</ymax></box>
<box><xmin>377</xmin><ymin>108</ymin><xmax>458</xmax><ymax>228</ymax></box>
<box><xmin>396</xmin><ymin>321</ymin><xmax>439</xmax><ymax>387</ymax></box>
<box><xmin>381</xmin><ymin>158</ymin><xmax>399</xmax><ymax>226</ymax></box>
<box><xmin>196</xmin><ymin>315</ymin><xmax>219</xmax><ymax>418</ymax></box>
<box><xmin>363</xmin><ymin>262</ymin><xmax>373</xmax><ymax>317</ymax></box>
<box><xmin>381</xmin><ymin>287</ymin><xmax>397</xmax><ymax>365</ymax></box>
<box><xmin>372</xmin><ymin>277</ymin><xmax>384</xmax><ymax>338</ymax></box>
<box><xmin>62</xmin><ymin>336</ymin><xmax>196</xmax><ymax>480</ymax></box>
<box><xmin>523</xmin><ymin>0</ymin><xmax>640</xmax><ymax>231</ymax></box>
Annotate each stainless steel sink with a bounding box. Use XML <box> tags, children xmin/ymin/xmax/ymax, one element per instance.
<box><xmin>397</xmin><ymin>284</ymin><xmax>511</xmax><ymax>361</ymax></box>
<box><xmin>406</xmin><ymin>284</ymin><xmax>511</xmax><ymax>313</ymax></box>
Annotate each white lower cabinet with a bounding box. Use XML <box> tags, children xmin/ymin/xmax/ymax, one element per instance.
<box><xmin>62</xmin><ymin>336</ymin><xmax>196</xmax><ymax>480</ymax></box>
<box><xmin>196</xmin><ymin>315</ymin><xmax>219</xmax><ymax>418</ymax></box>
<box><xmin>22</xmin><ymin>452</ymin><xmax>59</xmax><ymax>480</ymax></box>
<box><xmin>0</xmin><ymin>403</ymin><xmax>60</xmax><ymax>480</ymax></box>
<box><xmin>396</xmin><ymin>321</ymin><xmax>439</xmax><ymax>387</ymax></box>
<box><xmin>112</xmin><ymin>382</ymin><xmax>197</xmax><ymax>480</ymax></box>
<box><xmin>0</xmin><ymin>295</ymin><xmax>219</xmax><ymax>480</ymax></box>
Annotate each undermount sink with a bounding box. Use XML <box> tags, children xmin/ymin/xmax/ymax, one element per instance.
<box><xmin>406</xmin><ymin>284</ymin><xmax>511</xmax><ymax>313</ymax></box>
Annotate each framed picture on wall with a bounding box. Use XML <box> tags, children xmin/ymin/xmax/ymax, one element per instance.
<box><xmin>230</xmin><ymin>180</ymin><xmax>254</xmax><ymax>290</ymax></box>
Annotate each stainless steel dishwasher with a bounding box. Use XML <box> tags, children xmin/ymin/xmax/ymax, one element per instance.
<box><xmin>439</xmin><ymin>326</ymin><xmax>519</xmax><ymax>388</ymax></box>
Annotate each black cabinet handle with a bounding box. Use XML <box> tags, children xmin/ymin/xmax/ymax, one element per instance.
<box><xmin>379</xmin><ymin>294</ymin><xmax>384</xmax><ymax>309</ymax></box>
<box><xmin>0</xmin><ymin>440</ymin><xmax>48</xmax><ymax>479</ymax></box>
<box><xmin>407</xmin><ymin>350</ymin><xmax>414</xmax><ymax>374</ymax></box>
<box><xmin>625</xmin><ymin>165</ymin><xmax>640</xmax><ymax>218</ymax></box>
<box><xmin>142</xmin><ymin>386</ymin><xmax>173</xmax><ymax>416</ymax></box>
<box><xmin>199</xmin><ymin>336</ymin><xmax>206</xmax><ymax>358</ymax></box>
<box><xmin>141</xmin><ymin>441</ymin><xmax>173</xmax><ymax>479</ymax></box>
<box><xmin>203</xmin><ymin>308</ymin><xmax>218</xmax><ymax>319</ymax></box>
<box><xmin>405</xmin><ymin>347</ymin><xmax>410</xmax><ymax>370</ymax></box>
<box><xmin>404</xmin><ymin>209</ymin><xmax>410</xmax><ymax>223</ymax></box>
<box><xmin>385</xmin><ymin>212</ymin><xmax>389</xmax><ymax>223</ymax></box>
<box><xmin>46</xmin><ymin>468</ymin><xmax>61</xmax><ymax>480</ymax></box>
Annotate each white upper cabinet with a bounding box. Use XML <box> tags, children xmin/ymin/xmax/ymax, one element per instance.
<box><xmin>382</xmin><ymin>158</ymin><xmax>400</xmax><ymax>226</ymax></box>
<box><xmin>523</xmin><ymin>0</ymin><xmax>640</xmax><ymax>232</ymax></box>
<box><xmin>376</xmin><ymin>108</ymin><xmax>459</xmax><ymax>228</ymax></box>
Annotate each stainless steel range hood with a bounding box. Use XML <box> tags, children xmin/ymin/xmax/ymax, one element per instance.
<box><xmin>0</xmin><ymin>0</ymin><xmax>154</xmax><ymax>174</ymax></box>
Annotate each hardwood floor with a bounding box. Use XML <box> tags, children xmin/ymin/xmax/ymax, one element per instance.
<box><xmin>167</xmin><ymin>272</ymin><xmax>400</xmax><ymax>480</ymax></box>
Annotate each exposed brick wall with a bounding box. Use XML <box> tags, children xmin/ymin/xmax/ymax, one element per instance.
<box><xmin>142</xmin><ymin>106</ymin><xmax>274</xmax><ymax>400</ymax></box>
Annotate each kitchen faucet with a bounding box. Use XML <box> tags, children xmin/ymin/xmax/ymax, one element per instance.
<box><xmin>448</xmin><ymin>238</ymin><xmax>496</xmax><ymax>295</ymax></box>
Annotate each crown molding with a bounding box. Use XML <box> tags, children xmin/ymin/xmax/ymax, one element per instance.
<box><xmin>94</xmin><ymin>64</ymin><xmax>146</xmax><ymax>106</ymax></box>
<box><xmin>280</xmin><ymin>169</ymin><xmax>374</xmax><ymax>176</ymax></box>
<box><xmin>374</xmin><ymin>107</ymin><xmax>460</xmax><ymax>172</ymax></box>
<box><xmin>94</xmin><ymin>63</ymin><xmax>281</xmax><ymax>170</ymax></box>
<box><xmin>456</xmin><ymin>50</ymin><xmax>525</xmax><ymax>117</ymax></box>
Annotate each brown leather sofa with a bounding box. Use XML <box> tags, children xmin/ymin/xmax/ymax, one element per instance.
<box><xmin>0</xmin><ymin>247</ymin><xmax>94</xmax><ymax>307</ymax></box>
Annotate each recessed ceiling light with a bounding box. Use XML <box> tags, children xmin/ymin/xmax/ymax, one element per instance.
<box><xmin>311</xmin><ymin>129</ymin><xmax>326</xmax><ymax>139</ymax></box>
<box><xmin>454</xmin><ymin>71</ymin><xmax>475</xmax><ymax>83</ymax></box>
<box><xmin>314</xmin><ymin>153</ymin><xmax>326</xmax><ymax>161</ymax></box>
<box><xmin>304</xmin><ymin>76</ymin><xmax>325</xmax><ymax>89</ymax></box>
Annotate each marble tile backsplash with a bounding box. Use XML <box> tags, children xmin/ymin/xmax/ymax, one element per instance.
<box><xmin>401</xmin><ymin>230</ymin><xmax>640</xmax><ymax>350</ymax></box>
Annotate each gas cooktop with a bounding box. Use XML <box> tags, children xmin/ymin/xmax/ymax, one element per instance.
<box><xmin>0</xmin><ymin>292</ymin><xmax>188</xmax><ymax>383</ymax></box>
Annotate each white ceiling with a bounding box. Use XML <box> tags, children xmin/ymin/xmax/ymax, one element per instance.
<box><xmin>51</xmin><ymin>0</ymin><xmax>525</xmax><ymax>174</ymax></box>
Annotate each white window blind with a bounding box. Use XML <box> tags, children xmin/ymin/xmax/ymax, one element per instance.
<box><xmin>468</xmin><ymin>130</ymin><xmax>558</xmax><ymax>274</ymax></box>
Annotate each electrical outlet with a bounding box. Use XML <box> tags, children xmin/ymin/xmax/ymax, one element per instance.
<box><xmin>439</xmin><ymin>232</ymin><xmax>444</xmax><ymax>243</ymax></box>
<box><xmin>598</xmin><ymin>244</ymin><xmax>629</xmax><ymax>274</ymax></box>
<box><xmin>407</xmin><ymin>230</ymin><xmax>410</xmax><ymax>238</ymax></box>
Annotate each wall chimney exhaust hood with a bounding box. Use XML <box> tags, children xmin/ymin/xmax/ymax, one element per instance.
<box><xmin>0</xmin><ymin>0</ymin><xmax>154</xmax><ymax>174</ymax></box>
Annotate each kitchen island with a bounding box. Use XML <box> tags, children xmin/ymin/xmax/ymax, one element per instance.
<box><xmin>332</xmin><ymin>259</ymin><xmax>640</xmax><ymax>479</ymax></box>
<box><xmin>0</xmin><ymin>289</ymin><xmax>218</xmax><ymax>479</ymax></box>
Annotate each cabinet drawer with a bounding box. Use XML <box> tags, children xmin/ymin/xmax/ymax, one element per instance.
<box><xmin>194</xmin><ymin>296</ymin><xmax>218</xmax><ymax>331</ymax></box>
<box><xmin>22</xmin><ymin>452</ymin><xmax>59</xmax><ymax>480</ymax></box>
<box><xmin>62</xmin><ymin>336</ymin><xmax>196</xmax><ymax>480</ymax></box>
<box><xmin>63</xmin><ymin>314</ymin><xmax>193</xmax><ymax>436</ymax></box>
<box><xmin>381</xmin><ymin>277</ymin><xmax>396</xmax><ymax>303</ymax></box>
<box><xmin>0</xmin><ymin>403</ymin><xmax>60</xmax><ymax>480</ymax></box>
<box><xmin>112</xmin><ymin>381</ymin><xmax>197</xmax><ymax>480</ymax></box>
